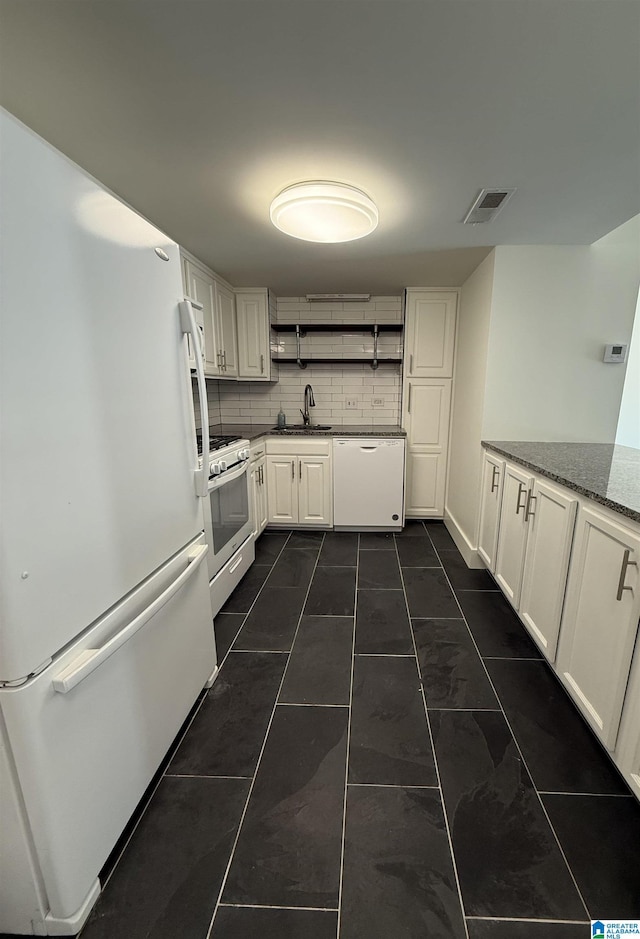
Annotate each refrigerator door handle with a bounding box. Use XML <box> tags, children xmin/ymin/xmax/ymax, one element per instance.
<box><xmin>179</xmin><ymin>300</ymin><xmax>209</xmax><ymax>497</ymax></box>
<box><xmin>52</xmin><ymin>543</ymin><xmax>209</xmax><ymax>695</ymax></box>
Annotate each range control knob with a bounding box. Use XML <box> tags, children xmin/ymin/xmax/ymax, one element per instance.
<box><xmin>218</xmin><ymin>460</ymin><xmax>228</xmax><ymax>472</ymax></box>
<box><xmin>209</xmin><ymin>461</ymin><xmax>221</xmax><ymax>476</ymax></box>
<box><xmin>238</xmin><ymin>448</ymin><xmax>250</xmax><ymax>460</ymax></box>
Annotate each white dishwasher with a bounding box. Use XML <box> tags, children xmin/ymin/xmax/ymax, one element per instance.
<box><xmin>333</xmin><ymin>437</ymin><xmax>405</xmax><ymax>530</ymax></box>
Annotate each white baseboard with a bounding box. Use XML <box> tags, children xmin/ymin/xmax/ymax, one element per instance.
<box><xmin>443</xmin><ymin>508</ymin><xmax>484</xmax><ymax>569</ymax></box>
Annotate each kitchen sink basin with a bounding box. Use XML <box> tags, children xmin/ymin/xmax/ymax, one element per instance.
<box><xmin>273</xmin><ymin>424</ymin><xmax>332</xmax><ymax>431</ymax></box>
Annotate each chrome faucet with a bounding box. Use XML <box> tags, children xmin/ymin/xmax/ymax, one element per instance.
<box><xmin>301</xmin><ymin>384</ymin><xmax>315</xmax><ymax>426</ymax></box>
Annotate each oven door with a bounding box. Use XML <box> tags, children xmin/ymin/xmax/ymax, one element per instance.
<box><xmin>204</xmin><ymin>461</ymin><xmax>253</xmax><ymax>579</ymax></box>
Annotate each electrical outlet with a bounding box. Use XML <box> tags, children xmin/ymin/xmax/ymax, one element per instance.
<box><xmin>345</xmin><ymin>397</ymin><xmax>358</xmax><ymax>410</ymax></box>
<box><xmin>372</xmin><ymin>397</ymin><xmax>385</xmax><ymax>408</ymax></box>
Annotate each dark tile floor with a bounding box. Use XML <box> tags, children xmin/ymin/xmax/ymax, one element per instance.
<box><xmin>75</xmin><ymin>521</ymin><xmax>640</xmax><ymax>939</ymax></box>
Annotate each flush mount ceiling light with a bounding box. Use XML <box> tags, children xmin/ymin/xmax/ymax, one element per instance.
<box><xmin>269</xmin><ymin>181</ymin><xmax>378</xmax><ymax>243</ymax></box>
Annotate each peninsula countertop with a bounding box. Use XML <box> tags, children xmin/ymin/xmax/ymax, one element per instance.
<box><xmin>482</xmin><ymin>440</ymin><xmax>640</xmax><ymax>523</ymax></box>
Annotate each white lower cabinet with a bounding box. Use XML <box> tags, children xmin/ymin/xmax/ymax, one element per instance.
<box><xmin>556</xmin><ymin>505</ymin><xmax>640</xmax><ymax>750</ymax></box>
<box><xmin>265</xmin><ymin>438</ymin><xmax>332</xmax><ymax>527</ymax></box>
<box><xmin>518</xmin><ymin>479</ymin><xmax>577</xmax><ymax>662</ymax></box>
<box><xmin>477</xmin><ymin>451</ymin><xmax>505</xmax><ymax>572</ymax></box>
<box><xmin>403</xmin><ymin>379</ymin><xmax>451</xmax><ymax>517</ymax></box>
<box><xmin>494</xmin><ymin>462</ymin><xmax>534</xmax><ymax>607</ymax></box>
<box><xmin>250</xmin><ymin>442</ymin><xmax>267</xmax><ymax>537</ymax></box>
<box><xmin>615</xmin><ymin>647</ymin><xmax>640</xmax><ymax>800</ymax></box>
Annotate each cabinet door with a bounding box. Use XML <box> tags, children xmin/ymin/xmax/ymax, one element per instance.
<box><xmin>256</xmin><ymin>458</ymin><xmax>268</xmax><ymax>534</ymax></box>
<box><xmin>184</xmin><ymin>261</ymin><xmax>220</xmax><ymax>375</ymax></box>
<box><xmin>494</xmin><ymin>463</ymin><xmax>533</xmax><ymax>608</ymax></box>
<box><xmin>215</xmin><ymin>281</ymin><xmax>238</xmax><ymax>378</ymax></box>
<box><xmin>519</xmin><ymin>479</ymin><xmax>577</xmax><ymax>662</ymax></box>
<box><xmin>250</xmin><ymin>462</ymin><xmax>259</xmax><ymax>537</ymax></box>
<box><xmin>404</xmin><ymin>291</ymin><xmax>457</xmax><ymax>378</ymax></box>
<box><xmin>615</xmin><ymin>646</ymin><xmax>640</xmax><ymax>800</ymax></box>
<box><xmin>299</xmin><ymin>456</ymin><xmax>332</xmax><ymax>527</ymax></box>
<box><xmin>403</xmin><ymin>380</ymin><xmax>451</xmax><ymax>517</ymax></box>
<box><xmin>556</xmin><ymin>506</ymin><xmax>640</xmax><ymax>749</ymax></box>
<box><xmin>477</xmin><ymin>452</ymin><xmax>505</xmax><ymax>572</ymax></box>
<box><xmin>265</xmin><ymin>456</ymin><xmax>297</xmax><ymax>524</ymax></box>
<box><xmin>236</xmin><ymin>290</ymin><xmax>270</xmax><ymax>381</ymax></box>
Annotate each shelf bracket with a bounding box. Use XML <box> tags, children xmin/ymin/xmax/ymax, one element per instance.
<box><xmin>371</xmin><ymin>323</ymin><xmax>379</xmax><ymax>370</ymax></box>
<box><xmin>295</xmin><ymin>325</ymin><xmax>307</xmax><ymax>369</ymax></box>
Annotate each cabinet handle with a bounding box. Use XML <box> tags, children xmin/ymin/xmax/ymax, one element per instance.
<box><xmin>216</xmin><ymin>350</ymin><xmax>223</xmax><ymax>368</ymax></box>
<box><xmin>291</xmin><ymin>460</ymin><xmax>295</xmax><ymax>480</ymax></box>
<box><xmin>407</xmin><ymin>385</ymin><xmax>412</xmax><ymax>414</ymax></box>
<box><xmin>260</xmin><ymin>354</ymin><xmax>264</xmax><ymax>374</ymax></box>
<box><xmin>490</xmin><ymin>465</ymin><xmax>500</xmax><ymax>493</ymax></box>
<box><xmin>410</xmin><ymin>354</ymin><xmax>414</xmax><ymax>373</ymax></box>
<box><xmin>299</xmin><ymin>460</ymin><xmax>302</xmax><ymax>480</ymax></box>
<box><xmin>515</xmin><ymin>483</ymin><xmax>527</xmax><ymax>515</ymax></box>
<box><xmin>616</xmin><ymin>549</ymin><xmax>638</xmax><ymax>601</ymax></box>
<box><xmin>222</xmin><ymin>350</ymin><xmax>227</xmax><ymax>371</ymax></box>
<box><xmin>524</xmin><ymin>491</ymin><xmax>537</xmax><ymax>521</ymax></box>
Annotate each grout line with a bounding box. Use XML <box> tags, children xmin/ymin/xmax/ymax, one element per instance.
<box><xmin>335</xmin><ymin>533</ymin><xmax>359</xmax><ymax>939</ymax></box>
<box><xmin>277</xmin><ymin>702</ymin><xmax>349</xmax><ymax>708</ymax></box>
<box><xmin>537</xmin><ymin>790</ymin><xmax>633</xmax><ymax>798</ymax></box>
<box><xmin>394</xmin><ymin>531</ymin><xmax>471</xmax><ymax>939</ymax></box>
<box><xmin>465</xmin><ymin>915</ymin><xmax>591</xmax><ymax>924</ymax></box>
<box><xmin>228</xmin><ymin>648</ymin><xmax>291</xmax><ymax>654</ymax></box>
<box><xmin>347</xmin><ymin>782</ymin><xmax>440</xmax><ymax>790</ymax></box>
<box><xmin>164</xmin><ymin>773</ymin><xmax>250</xmax><ymax>780</ymax></box>
<box><xmin>481</xmin><ymin>655</ymin><xmax>543</xmax><ymax>661</ymax></box>
<box><xmin>426</xmin><ymin>535</ymin><xmax>593</xmax><ymax>922</ymax></box>
<box><xmin>205</xmin><ymin>531</ymin><xmax>326</xmax><ymax>939</ymax></box>
<box><xmin>219</xmin><ymin>902</ymin><xmax>340</xmax><ymax>912</ymax></box>
<box><xmin>355</xmin><ymin>652</ymin><xmax>415</xmax><ymax>657</ymax></box>
<box><xmin>427</xmin><ymin>707</ymin><xmax>502</xmax><ymax>712</ymax></box>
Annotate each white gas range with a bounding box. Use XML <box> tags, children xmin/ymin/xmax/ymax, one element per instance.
<box><xmin>197</xmin><ymin>432</ymin><xmax>255</xmax><ymax>615</ymax></box>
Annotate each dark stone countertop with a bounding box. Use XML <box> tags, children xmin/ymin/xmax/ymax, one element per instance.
<box><xmin>482</xmin><ymin>441</ymin><xmax>640</xmax><ymax>523</ymax></box>
<box><xmin>213</xmin><ymin>423</ymin><xmax>407</xmax><ymax>442</ymax></box>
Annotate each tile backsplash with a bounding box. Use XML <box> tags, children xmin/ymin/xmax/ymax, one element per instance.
<box><xmin>199</xmin><ymin>295</ymin><xmax>404</xmax><ymax>427</ymax></box>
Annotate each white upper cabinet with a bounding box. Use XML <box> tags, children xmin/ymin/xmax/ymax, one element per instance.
<box><xmin>236</xmin><ymin>289</ymin><xmax>273</xmax><ymax>381</ymax></box>
<box><xmin>556</xmin><ymin>505</ymin><xmax>640</xmax><ymax>750</ymax></box>
<box><xmin>477</xmin><ymin>451</ymin><xmax>505</xmax><ymax>573</ymax></box>
<box><xmin>181</xmin><ymin>253</ymin><xmax>239</xmax><ymax>379</ymax></box>
<box><xmin>214</xmin><ymin>280</ymin><xmax>238</xmax><ymax>378</ymax></box>
<box><xmin>183</xmin><ymin>259</ymin><xmax>218</xmax><ymax>374</ymax></box>
<box><xmin>404</xmin><ymin>290</ymin><xmax>457</xmax><ymax>378</ymax></box>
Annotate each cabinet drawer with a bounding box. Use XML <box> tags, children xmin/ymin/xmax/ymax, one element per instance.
<box><xmin>266</xmin><ymin>436</ymin><xmax>331</xmax><ymax>457</ymax></box>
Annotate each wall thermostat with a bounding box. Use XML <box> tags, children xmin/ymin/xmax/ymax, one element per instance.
<box><xmin>603</xmin><ymin>343</ymin><xmax>628</xmax><ymax>363</ymax></box>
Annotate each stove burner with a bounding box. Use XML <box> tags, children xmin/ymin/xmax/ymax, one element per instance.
<box><xmin>196</xmin><ymin>432</ymin><xmax>242</xmax><ymax>456</ymax></box>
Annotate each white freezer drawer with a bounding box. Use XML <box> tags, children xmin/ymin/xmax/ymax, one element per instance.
<box><xmin>0</xmin><ymin>534</ymin><xmax>215</xmax><ymax>931</ymax></box>
<box><xmin>333</xmin><ymin>437</ymin><xmax>405</xmax><ymax>529</ymax></box>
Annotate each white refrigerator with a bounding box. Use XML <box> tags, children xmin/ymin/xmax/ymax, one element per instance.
<box><xmin>0</xmin><ymin>111</ymin><xmax>217</xmax><ymax>935</ymax></box>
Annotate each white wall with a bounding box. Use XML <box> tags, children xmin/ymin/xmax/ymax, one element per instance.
<box><xmin>483</xmin><ymin>238</ymin><xmax>639</xmax><ymax>442</ymax></box>
<box><xmin>446</xmin><ymin>252</ymin><xmax>495</xmax><ymax>550</ymax></box>
<box><xmin>616</xmin><ymin>289</ymin><xmax>640</xmax><ymax>448</ymax></box>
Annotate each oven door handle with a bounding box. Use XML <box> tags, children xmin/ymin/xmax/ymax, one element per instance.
<box><xmin>207</xmin><ymin>460</ymin><xmax>249</xmax><ymax>490</ymax></box>
<box><xmin>179</xmin><ymin>299</ymin><xmax>208</xmax><ymax>498</ymax></box>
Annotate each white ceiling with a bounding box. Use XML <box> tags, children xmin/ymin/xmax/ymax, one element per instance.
<box><xmin>1</xmin><ymin>0</ymin><xmax>639</xmax><ymax>295</ymax></box>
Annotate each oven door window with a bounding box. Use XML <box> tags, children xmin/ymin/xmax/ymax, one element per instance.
<box><xmin>209</xmin><ymin>470</ymin><xmax>250</xmax><ymax>556</ymax></box>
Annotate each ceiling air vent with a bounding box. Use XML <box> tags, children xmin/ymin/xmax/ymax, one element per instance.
<box><xmin>305</xmin><ymin>294</ymin><xmax>371</xmax><ymax>302</ymax></box>
<box><xmin>462</xmin><ymin>188</ymin><xmax>516</xmax><ymax>224</ymax></box>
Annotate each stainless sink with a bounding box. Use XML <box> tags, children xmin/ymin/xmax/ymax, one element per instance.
<box><xmin>273</xmin><ymin>424</ymin><xmax>332</xmax><ymax>431</ymax></box>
